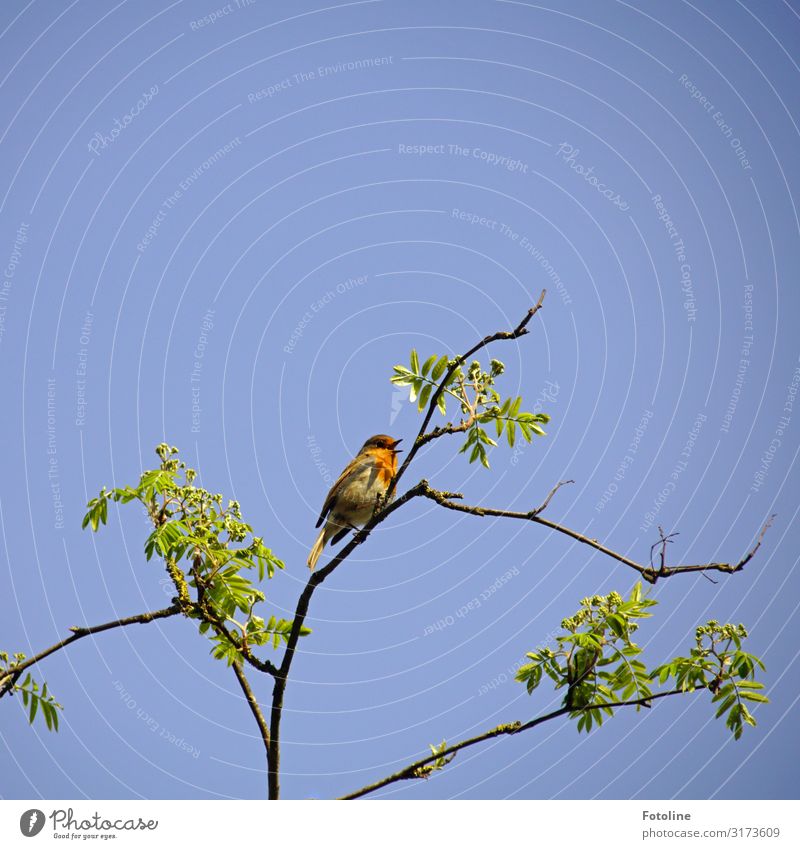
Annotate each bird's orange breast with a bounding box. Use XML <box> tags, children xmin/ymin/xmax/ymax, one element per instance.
<box><xmin>371</xmin><ymin>448</ymin><xmax>398</xmax><ymax>488</ymax></box>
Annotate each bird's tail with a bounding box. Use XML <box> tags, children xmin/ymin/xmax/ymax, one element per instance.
<box><xmin>307</xmin><ymin>526</ymin><xmax>327</xmax><ymax>570</ymax></box>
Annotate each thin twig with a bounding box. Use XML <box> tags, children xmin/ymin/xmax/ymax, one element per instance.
<box><xmin>533</xmin><ymin>479</ymin><xmax>574</xmax><ymax>515</ymax></box>
<box><xmin>339</xmin><ymin>689</ymin><xmax>683</xmax><ymax>799</ymax></box>
<box><xmin>418</xmin><ymin>485</ymin><xmax>775</xmax><ymax>584</ymax></box>
<box><xmin>650</xmin><ymin>526</ymin><xmax>679</xmax><ymax>575</ymax></box>
<box><xmin>232</xmin><ymin>661</ymin><xmax>271</xmax><ymax>796</ymax></box>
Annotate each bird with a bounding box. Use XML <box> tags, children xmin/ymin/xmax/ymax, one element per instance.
<box><xmin>307</xmin><ymin>434</ymin><xmax>403</xmax><ymax>570</ymax></box>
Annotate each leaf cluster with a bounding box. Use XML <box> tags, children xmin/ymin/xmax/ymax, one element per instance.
<box><xmin>391</xmin><ymin>351</ymin><xmax>549</xmax><ymax>467</ymax></box>
<box><xmin>82</xmin><ymin>444</ymin><xmax>309</xmax><ymax>668</ymax></box>
<box><xmin>516</xmin><ymin>584</ymin><xmax>656</xmax><ymax>732</ymax></box>
<box><xmin>651</xmin><ymin>621</ymin><xmax>767</xmax><ymax>740</ymax></box>
<box><xmin>515</xmin><ymin>585</ymin><xmax>768</xmax><ymax>738</ymax></box>
<box><xmin>0</xmin><ymin>654</ymin><xmax>62</xmax><ymax>732</ymax></box>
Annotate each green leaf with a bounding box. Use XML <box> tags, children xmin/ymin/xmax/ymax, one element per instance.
<box><xmin>410</xmin><ymin>349</ymin><xmax>420</xmax><ymax>375</ymax></box>
<box><xmin>436</xmin><ymin>393</ymin><xmax>447</xmax><ymax>416</ymax></box>
<box><xmin>739</xmin><ymin>692</ymin><xmax>769</xmax><ymax>703</ymax></box>
<box><xmin>391</xmin><ymin>366</ymin><xmax>414</xmax><ymax>386</ymax></box>
<box><xmin>432</xmin><ymin>355</ymin><xmax>449</xmax><ymax>382</ymax></box>
<box><xmin>421</xmin><ymin>355</ymin><xmax>437</xmax><ymax>377</ymax></box>
<box><xmin>607</xmin><ymin>615</ymin><xmax>626</xmax><ymax>639</ymax></box>
<box><xmin>507</xmin><ymin>421</ymin><xmax>516</xmax><ymax>447</ymax></box>
<box><xmin>418</xmin><ymin>384</ymin><xmax>432</xmax><ymax>412</ymax></box>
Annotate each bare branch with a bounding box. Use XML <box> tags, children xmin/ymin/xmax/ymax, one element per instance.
<box><xmin>416</xmin><ymin>418</ymin><xmax>474</xmax><ymax>447</ymax></box>
<box><xmin>267</xmin><ymin>479</ymin><xmax>433</xmax><ymax>798</ymax></box>
<box><xmin>232</xmin><ymin>661</ymin><xmax>271</xmax><ymax>795</ymax></box>
<box><xmin>417</xmin><ymin>485</ymin><xmax>774</xmax><ymax>584</ymax></box>
<box><xmin>339</xmin><ymin>689</ymin><xmax>683</xmax><ymax>799</ymax></box>
<box><xmin>0</xmin><ymin>604</ymin><xmax>181</xmax><ymax>699</ymax></box>
<box><xmin>654</xmin><ymin>514</ymin><xmax>776</xmax><ymax>580</ymax></box>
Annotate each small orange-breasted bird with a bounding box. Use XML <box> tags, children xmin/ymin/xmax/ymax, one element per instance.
<box><xmin>307</xmin><ymin>434</ymin><xmax>403</xmax><ymax>570</ymax></box>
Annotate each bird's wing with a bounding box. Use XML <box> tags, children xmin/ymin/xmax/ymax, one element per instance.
<box><xmin>315</xmin><ymin>457</ymin><xmax>371</xmax><ymax>528</ymax></box>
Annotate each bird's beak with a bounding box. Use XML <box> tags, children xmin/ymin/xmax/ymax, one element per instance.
<box><xmin>392</xmin><ymin>439</ymin><xmax>403</xmax><ymax>453</ymax></box>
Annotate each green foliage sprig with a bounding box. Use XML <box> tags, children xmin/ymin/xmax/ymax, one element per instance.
<box><xmin>391</xmin><ymin>350</ymin><xmax>549</xmax><ymax>467</ymax></box>
<box><xmin>83</xmin><ymin>444</ymin><xmax>309</xmax><ymax>668</ymax></box>
<box><xmin>0</xmin><ymin>653</ymin><xmax>62</xmax><ymax>731</ymax></box>
<box><xmin>651</xmin><ymin>621</ymin><xmax>766</xmax><ymax>739</ymax></box>
<box><xmin>515</xmin><ymin>584</ymin><xmax>767</xmax><ymax>738</ymax></box>
<box><xmin>411</xmin><ymin>740</ymin><xmax>456</xmax><ymax>779</ymax></box>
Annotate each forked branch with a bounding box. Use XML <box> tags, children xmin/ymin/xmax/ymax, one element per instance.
<box><xmin>417</xmin><ymin>484</ymin><xmax>775</xmax><ymax>584</ymax></box>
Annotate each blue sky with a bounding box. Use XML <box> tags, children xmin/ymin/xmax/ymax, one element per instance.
<box><xmin>1</xmin><ymin>0</ymin><xmax>799</xmax><ymax>800</ymax></box>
